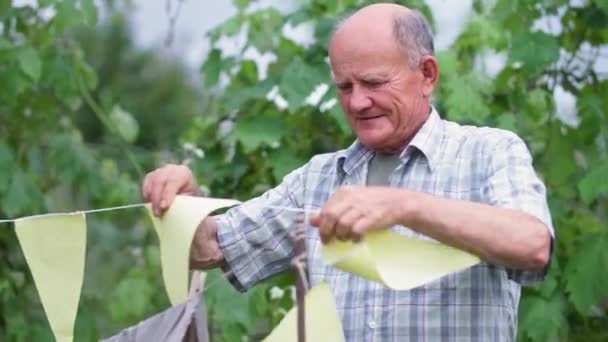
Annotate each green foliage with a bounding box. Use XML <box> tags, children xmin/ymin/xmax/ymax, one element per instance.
<box><xmin>0</xmin><ymin>1</ymin><xmax>217</xmax><ymax>341</ymax></box>
<box><xmin>508</xmin><ymin>31</ymin><xmax>560</xmax><ymax>76</ymax></box>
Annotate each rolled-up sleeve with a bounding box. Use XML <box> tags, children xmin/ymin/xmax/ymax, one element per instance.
<box><xmin>215</xmin><ymin>166</ymin><xmax>305</xmax><ymax>291</ymax></box>
<box><xmin>482</xmin><ymin>133</ymin><xmax>555</xmax><ymax>286</ymax></box>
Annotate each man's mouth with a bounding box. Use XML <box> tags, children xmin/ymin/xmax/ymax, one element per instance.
<box><xmin>359</xmin><ymin>115</ymin><xmax>383</xmax><ymax>121</ymax></box>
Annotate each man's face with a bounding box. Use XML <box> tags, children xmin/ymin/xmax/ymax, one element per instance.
<box><xmin>329</xmin><ymin>32</ymin><xmax>431</xmax><ymax>154</ymax></box>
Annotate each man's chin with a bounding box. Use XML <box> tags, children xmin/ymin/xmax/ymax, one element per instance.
<box><xmin>358</xmin><ymin>136</ymin><xmax>389</xmax><ymax>151</ymax></box>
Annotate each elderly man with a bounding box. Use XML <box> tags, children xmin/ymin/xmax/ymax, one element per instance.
<box><xmin>143</xmin><ymin>3</ymin><xmax>553</xmax><ymax>341</ymax></box>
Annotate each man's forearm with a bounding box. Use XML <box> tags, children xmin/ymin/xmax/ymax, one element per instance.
<box><xmin>401</xmin><ymin>191</ymin><xmax>551</xmax><ymax>270</ymax></box>
<box><xmin>190</xmin><ymin>216</ymin><xmax>226</xmax><ymax>269</ymax></box>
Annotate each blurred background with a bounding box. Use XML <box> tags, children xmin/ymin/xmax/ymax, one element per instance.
<box><xmin>0</xmin><ymin>0</ymin><xmax>607</xmax><ymax>341</ymax></box>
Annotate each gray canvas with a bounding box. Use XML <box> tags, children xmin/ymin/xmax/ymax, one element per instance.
<box><xmin>101</xmin><ymin>291</ymin><xmax>209</xmax><ymax>342</ymax></box>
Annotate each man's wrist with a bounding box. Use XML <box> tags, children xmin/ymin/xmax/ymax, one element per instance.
<box><xmin>396</xmin><ymin>189</ymin><xmax>423</xmax><ymax>226</ymax></box>
<box><xmin>190</xmin><ymin>217</ymin><xmax>226</xmax><ymax>269</ymax></box>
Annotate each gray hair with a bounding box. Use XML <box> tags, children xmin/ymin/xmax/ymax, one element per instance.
<box><xmin>331</xmin><ymin>9</ymin><xmax>435</xmax><ymax>68</ymax></box>
<box><xmin>393</xmin><ymin>10</ymin><xmax>435</xmax><ymax>67</ymax></box>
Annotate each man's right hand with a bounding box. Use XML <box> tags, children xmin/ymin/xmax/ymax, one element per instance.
<box><xmin>142</xmin><ymin>164</ymin><xmax>198</xmax><ymax>216</ymax></box>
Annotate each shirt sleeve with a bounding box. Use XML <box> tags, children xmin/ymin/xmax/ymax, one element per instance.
<box><xmin>214</xmin><ymin>165</ymin><xmax>305</xmax><ymax>291</ymax></box>
<box><xmin>481</xmin><ymin>132</ymin><xmax>555</xmax><ymax>286</ymax></box>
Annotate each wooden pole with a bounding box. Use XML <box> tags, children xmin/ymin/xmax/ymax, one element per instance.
<box><xmin>293</xmin><ymin>211</ymin><xmax>309</xmax><ymax>342</ymax></box>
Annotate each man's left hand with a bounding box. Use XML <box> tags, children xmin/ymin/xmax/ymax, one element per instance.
<box><xmin>310</xmin><ymin>186</ymin><xmax>414</xmax><ymax>243</ymax></box>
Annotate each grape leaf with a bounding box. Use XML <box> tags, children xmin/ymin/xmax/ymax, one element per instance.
<box><xmin>0</xmin><ymin>143</ymin><xmax>14</xmax><ymax>193</ymax></box>
<box><xmin>280</xmin><ymin>57</ymin><xmax>327</xmax><ymax>112</ymax></box>
<box><xmin>268</xmin><ymin>147</ymin><xmax>306</xmax><ymax>181</ymax></box>
<box><xmin>443</xmin><ymin>72</ymin><xmax>492</xmax><ymax>124</ymax></box>
<box><xmin>201</xmin><ymin>49</ymin><xmax>222</xmax><ymax>87</ymax></box>
<box><xmin>508</xmin><ymin>31</ymin><xmax>559</xmax><ymax>76</ymax></box>
<box><xmin>518</xmin><ymin>292</ymin><xmax>568</xmax><ymax>342</ymax></box>
<box><xmin>578</xmin><ymin>161</ymin><xmax>608</xmax><ymax>205</ymax></box>
<box><xmin>110</xmin><ymin>105</ymin><xmax>140</xmax><ymax>143</ymax></box>
<box><xmin>564</xmin><ymin>232</ymin><xmax>608</xmax><ymax>315</ymax></box>
<box><xmin>232</xmin><ymin>115</ymin><xmax>288</xmax><ymax>152</ymax></box>
<box><xmin>17</xmin><ymin>47</ymin><xmax>42</xmax><ymax>82</ymax></box>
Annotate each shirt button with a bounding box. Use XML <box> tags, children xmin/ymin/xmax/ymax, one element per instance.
<box><xmin>368</xmin><ymin>321</ymin><xmax>377</xmax><ymax>329</ymax></box>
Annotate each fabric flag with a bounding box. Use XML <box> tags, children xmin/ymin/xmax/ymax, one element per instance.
<box><xmin>263</xmin><ymin>282</ymin><xmax>345</xmax><ymax>342</ymax></box>
<box><xmin>15</xmin><ymin>213</ymin><xmax>87</xmax><ymax>342</ymax></box>
<box><xmin>102</xmin><ymin>271</ymin><xmax>210</xmax><ymax>342</ymax></box>
<box><xmin>324</xmin><ymin>230</ymin><xmax>480</xmax><ymax>290</ymax></box>
<box><xmin>147</xmin><ymin>195</ymin><xmax>240</xmax><ymax>305</ymax></box>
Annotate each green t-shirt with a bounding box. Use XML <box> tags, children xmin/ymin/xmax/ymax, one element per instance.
<box><xmin>366</xmin><ymin>153</ymin><xmax>402</xmax><ymax>186</ymax></box>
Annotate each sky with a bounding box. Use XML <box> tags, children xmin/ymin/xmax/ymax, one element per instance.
<box><xmin>130</xmin><ymin>0</ymin><xmax>473</xmax><ymax>68</ymax></box>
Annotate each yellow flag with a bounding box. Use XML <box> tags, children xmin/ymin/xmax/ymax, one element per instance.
<box><xmin>324</xmin><ymin>230</ymin><xmax>480</xmax><ymax>290</ymax></box>
<box><xmin>15</xmin><ymin>213</ymin><xmax>87</xmax><ymax>342</ymax></box>
<box><xmin>147</xmin><ymin>195</ymin><xmax>240</xmax><ymax>305</ymax></box>
<box><xmin>263</xmin><ymin>282</ymin><xmax>345</xmax><ymax>342</ymax></box>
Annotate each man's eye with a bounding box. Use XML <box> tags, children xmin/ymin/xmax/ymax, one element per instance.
<box><xmin>363</xmin><ymin>80</ymin><xmax>384</xmax><ymax>87</ymax></box>
<box><xmin>337</xmin><ymin>83</ymin><xmax>352</xmax><ymax>91</ymax></box>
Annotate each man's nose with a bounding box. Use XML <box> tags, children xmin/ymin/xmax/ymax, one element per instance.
<box><xmin>348</xmin><ymin>85</ymin><xmax>372</xmax><ymax>112</ymax></box>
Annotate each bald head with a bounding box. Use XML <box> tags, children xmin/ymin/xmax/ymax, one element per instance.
<box><xmin>330</xmin><ymin>3</ymin><xmax>434</xmax><ymax>68</ymax></box>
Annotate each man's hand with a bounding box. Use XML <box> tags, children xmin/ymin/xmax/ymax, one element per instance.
<box><xmin>142</xmin><ymin>164</ymin><xmax>199</xmax><ymax>216</ymax></box>
<box><xmin>310</xmin><ymin>186</ymin><xmax>412</xmax><ymax>243</ymax></box>
<box><xmin>312</xmin><ymin>185</ymin><xmax>551</xmax><ymax>271</ymax></box>
<box><xmin>190</xmin><ymin>217</ymin><xmax>225</xmax><ymax>269</ymax></box>
<box><xmin>143</xmin><ymin>164</ymin><xmax>226</xmax><ymax>269</ymax></box>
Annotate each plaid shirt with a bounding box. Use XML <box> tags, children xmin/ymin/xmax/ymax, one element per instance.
<box><xmin>216</xmin><ymin>107</ymin><xmax>554</xmax><ymax>341</ymax></box>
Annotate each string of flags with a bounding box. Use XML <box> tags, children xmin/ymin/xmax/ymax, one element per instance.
<box><xmin>4</xmin><ymin>195</ymin><xmax>479</xmax><ymax>341</ymax></box>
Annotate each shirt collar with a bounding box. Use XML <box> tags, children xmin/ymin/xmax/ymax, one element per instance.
<box><xmin>405</xmin><ymin>106</ymin><xmax>444</xmax><ymax>172</ymax></box>
<box><xmin>337</xmin><ymin>106</ymin><xmax>444</xmax><ymax>175</ymax></box>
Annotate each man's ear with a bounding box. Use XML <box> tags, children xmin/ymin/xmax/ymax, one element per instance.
<box><xmin>419</xmin><ymin>55</ymin><xmax>439</xmax><ymax>97</ymax></box>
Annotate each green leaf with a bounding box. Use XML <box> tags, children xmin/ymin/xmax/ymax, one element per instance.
<box><xmin>108</xmin><ymin>277</ymin><xmax>154</xmax><ymax>323</ymax></box>
<box><xmin>443</xmin><ymin>73</ymin><xmax>491</xmax><ymax>124</ymax></box>
<box><xmin>224</xmin><ymin>78</ymin><xmax>274</xmax><ymax>110</ymax></box>
<box><xmin>578</xmin><ymin>161</ymin><xmax>608</xmax><ymax>205</ymax></box>
<box><xmin>79</xmin><ymin>62</ymin><xmax>98</xmax><ymax>90</ymax></box>
<box><xmin>524</xmin><ymin>88</ymin><xmax>551</xmax><ymax>123</ymax></box>
<box><xmin>329</xmin><ymin>100</ymin><xmax>351</xmax><ymax>134</ymax></box>
<box><xmin>247</xmin><ymin>9</ymin><xmax>284</xmax><ymax>52</ymax></box>
<box><xmin>576</xmin><ymin>93</ymin><xmax>603</xmax><ymax>145</ymax></box>
<box><xmin>532</xmin><ymin>257</ymin><xmax>560</xmax><ymax>300</ymax></box>
<box><xmin>209</xmin><ymin>15</ymin><xmax>243</xmax><ymax>42</ymax></box>
<box><xmin>541</xmin><ymin>123</ymin><xmax>578</xmax><ymax>189</ymax></box>
<box><xmin>54</xmin><ymin>1</ymin><xmax>83</xmax><ymax>31</ymax></box>
<box><xmin>81</xmin><ymin>0</ymin><xmax>98</xmax><ymax>25</ymax></box>
<box><xmin>233</xmin><ymin>0</ymin><xmax>249</xmax><ymax>11</ymax></box>
<box><xmin>0</xmin><ymin>38</ymin><xmax>12</xmax><ymax>50</ymax></box>
<box><xmin>232</xmin><ymin>115</ymin><xmax>288</xmax><ymax>152</ymax></box>
<box><xmin>280</xmin><ymin>57</ymin><xmax>327</xmax><ymax>112</ymax></box>
<box><xmin>1</xmin><ymin>171</ymin><xmax>41</xmax><ymax>218</ymax></box>
<box><xmin>564</xmin><ymin>232</ymin><xmax>608</xmax><ymax>314</ymax></box>
<box><xmin>508</xmin><ymin>31</ymin><xmax>560</xmax><ymax>75</ymax></box>
<box><xmin>268</xmin><ymin>147</ymin><xmax>306</xmax><ymax>181</ymax></box>
<box><xmin>496</xmin><ymin>113</ymin><xmax>517</xmax><ymax>132</ymax></box>
<box><xmin>17</xmin><ymin>47</ymin><xmax>42</xmax><ymax>82</ymax></box>
<box><xmin>518</xmin><ymin>292</ymin><xmax>568</xmax><ymax>342</ymax></box>
<box><xmin>596</xmin><ymin>0</ymin><xmax>608</xmax><ymax>14</ymax></box>
<box><xmin>110</xmin><ymin>105</ymin><xmax>139</xmax><ymax>143</ymax></box>
<box><xmin>0</xmin><ymin>0</ymin><xmax>11</xmax><ymax>20</ymax></box>
<box><xmin>201</xmin><ymin>49</ymin><xmax>222</xmax><ymax>86</ymax></box>
<box><xmin>206</xmin><ymin>270</ymin><xmax>263</xmax><ymax>334</ymax></box>
<box><xmin>0</xmin><ymin>143</ymin><xmax>14</xmax><ymax>193</ymax></box>
<box><xmin>436</xmin><ymin>50</ymin><xmax>460</xmax><ymax>79</ymax></box>
<box><xmin>49</xmin><ymin>133</ymin><xmax>94</xmax><ymax>184</ymax></box>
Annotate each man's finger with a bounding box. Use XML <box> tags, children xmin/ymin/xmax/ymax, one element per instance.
<box><xmin>150</xmin><ymin>175</ymin><xmax>168</xmax><ymax>217</ymax></box>
<box><xmin>142</xmin><ymin>173</ymin><xmax>152</xmax><ymax>202</ymax></box>
<box><xmin>160</xmin><ymin>178</ymin><xmax>183</xmax><ymax>211</ymax></box>
<box><xmin>335</xmin><ymin>207</ymin><xmax>361</xmax><ymax>241</ymax></box>
<box><xmin>352</xmin><ymin>214</ymin><xmax>375</xmax><ymax>236</ymax></box>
